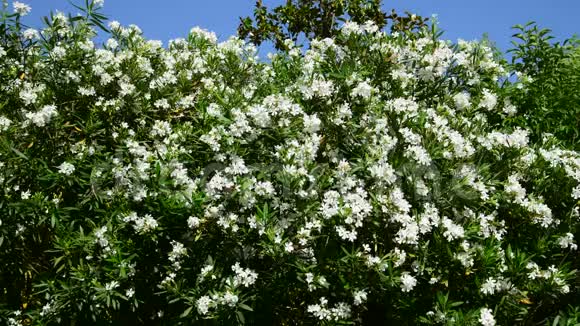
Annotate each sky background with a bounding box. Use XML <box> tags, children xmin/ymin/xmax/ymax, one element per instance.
<box><xmin>17</xmin><ymin>0</ymin><xmax>580</xmax><ymax>56</ymax></box>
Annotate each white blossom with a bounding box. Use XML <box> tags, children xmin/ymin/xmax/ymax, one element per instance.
<box><xmin>400</xmin><ymin>273</ymin><xmax>417</xmax><ymax>292</ymax></box>
<box><xmin>196</xmin><ymin>296</ymin><xmax>213</xmax><ymax>315</ymax></box>
<box><xmin>353</xmin><ymin>290</ymin><xmax>367</xmax><ymax>305</ymax></box>
<box><xmin>25</xmin><ymin>105</ymin><xmax>58</xmax><ymax>127</ymax></box>
<box><xmin>57</xmin><ymin>162</ymin><xmax>75</xmax><ymax>175</ymax></box>
<box><xmin>13</xmin><ymin>2</ymin><xmax>31</xmax><ymax>15</ymax></box>
<box><xmin>479</xmin><ymin>308</ymin><xmax>496</xmax><ymax>326</ymax></box>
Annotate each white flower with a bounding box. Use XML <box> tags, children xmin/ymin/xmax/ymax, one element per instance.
<box><xmin>479</xmin><ymin>89</ymin><xmax>497</xmax><ymax>111</ymax></box>
<box><xmin>503</xmin><ymin>99</ymin><xmax>517</xmax><ymax>115</ymax></box>
<box><xmin>393</xmin><ymin>248</ymin><xmax>407</xmax><ymax>267</ymax></box>
<box><xmin>222</xmin><ymin>292</ymin><xmax>239</xmax><ymax>307</ymax></box>
<box><xmin>307</xmin><ymin>297</ymin><xmax>351</xmax><ymax>321</ymax></box>
<box><xmin>39</xmin><ymin>303</ymin><xmax>51</xmax><ymax>317</ymax></box>
<box><xmin>572</xmin><ymin>186</ymin><xmax>580</xmax><ymax>200</ymax></box>
<box><xmin>362</xmin><ymin>20</ymin><xmax>378</xmax><ymax>33</ymax></box>
<box><xmin>341</xmin><ymin>21</ymin><xmax>363</xmax><ymax>37</ymax></box>
<box><xmin>51</xmin><ymin>46</ymin><xmax>66</xmax><ymax>59</ymax></box>
<box><xmin>336</xmin><ymin>225</ymin><xmax>357</xmax><ymax>242</ymax></box>
<box><xmin>94</xmin><ymin>226</ymin><xmax>109</xmax><ymax>248</ymax></box>
<box><xmin>168</xmin><ymin>241</ymin><xmax>187</xmax><ymax>264</ymax></box>
<box><xmin>199</xmin><ymin>265</ymin><xmax>213</xmax><ymax>281</ymax></box>
<box><xmin>231</xmin><ymin>263</ymin><xmax>258</xmax><ymax>287</ymax></box>
<box><xmin>351</xmin><ymin>81</ymin><xmax>373</xmax><ymax>99</ymax></box>
<box><xmin>505</xmin><ymin>174</ymin><xmax>526</xmax><ymax>203</ymax></box>
<box><xmin>154</xmin><ymin>99</ymin><xmax>171</xmax><ymax>109</ymax></box>
<box><xmin>480</xmin><ymin>278</ymin><xmax>497</xmax><ymax>295</ymax></box>
<box><xmin>353</xmin><ymin>289</ymin><xmax>367</xmax><ymax>305</ymax></box>
<box><xmin>134</xmin><ymin>214</ymin><xmax>158</xmax><ymax>233</ymax></box>
<box><xmin>284</xmin><ymin>241</ymin><xmax>294</xmax><ymax>253</ymax></box>
<box><xmin>78</xmin><ymin>86</ymin><xmax>96</xmax><ymax>97</ymax></box>
<box><xmin>479</xmin><ymin>308</ymin><xmax>496</xmax><ymax>326</ymax></box>
<box><xmin>123</xmin><ymin>212</ymin><xmax>158</xmax><ymax>233</ymax></box>
<box><xmin>106</xmin><ymin>38</ymin><xmax>119</xmax><ymax>49</ymax></box>
<box><xmin>13</xmin><ymin>2</ymin><xmax>31</xmax><ymax>16</ymax></box>
<box><xmin>558</xmin><ymin>233</ymin><xmax>577</xmax><ymax>250</ymax></box>
<box><xmin>389</xmin><ymin>98</ymin><xmax>419</xmax><ymax>117</ymax></box>
<box><xmin>405</xmin><ymin>145</ymin><xmax>431</xmax><ymax>166</ymax></box>
<box><xmin>0</xmin><ymin>116</ymin><xmax>11</xmax><ymax>132</ymax></box>
<box><xmin>368</xmin><ymin>162</ymin><xmax>396</xmax><ymax>184</ymax></box>
<box><xmin>254</xmin><ymin>181</ymin><xmax>275</xmax><ymax>197</ymax></box>
<box><xmin>190</xmin><ymin>27</ymin><xmax>218</xmax><ymax>43</ymax></box>
<box><xmin>206</xmin><ymin>103</ymin><xmax>222</xmax><ymax>117</ymax></box>
<box><xmin>20</xmin><ymin>190</ymin><xmax>31</xmax><ymax>200</ymax></box>
<box><xmin>453</xmin><ymin>92</ymin><xmax>471</xmax><ymax>110</ymax></box>
<box><xmin>330</xmin><ymin>302</ymin><xmax>352</xmax><ymax>320</ymax></box>
<box><xmin>57</xmin><ymin>162</ymin><xmax>75</xmax><ymax>176</ymax></box>
<box><xmin>25</xmin><ymin>105</ymin><xmax>58</xmax><ymax>127</ymax></box>
<box><xmin>105</xmin><ymin>281</ymin><xmax>119</xmax><ymax>291</ymax></box>
<box><xmin>93</xmin><ymin>0</ymin><xmax>104</xmax><ymax>7</ymax></box>
<box><xmin>455</xmin><ymin>252</ymin><xmax>474</xmax><ymax>268</ymax></box>
<box><xmin>187</xmin><ymin>216</ymin><xmax>200</xmax><ymax>228</ymax></box>
<box><xmin>19</xmin><ymin>88</ymin><xmax>37</xmax><ymax>106</ymax></box>
<box><xmin>400</xmin><ymin>273</ymin><xmax>417</xmax><ymax>292</ymax></box>
<box><xmin>307</xmin><ymin>78</ymin><xmax>334</xmax><ymax>99</ymax></box>
<box><xmin>108</xmin><ymin>20</ymin><xmax>121</xmax><ymax>30</ymax></box>
<box><xmin>22</xmin><ymin>28</ymin><xmax>39</xmax><ymax>40</ymax></box>
<box><xmin>303</xmin><ymin>114</ymin><xmax>321</xmax><ymax>133</ymax></box>
<box><xmin>441</xmin><ymin>217</ymin><xmax>465</xmax><ymax>241</ymax></box>
<box><xmin>196</xmin><ymin>296</ymin><xmax>213</xmax><ymax>315</ymax></box>
<box><xmin>305</xmin><ymin>272</ymin><xmax>315</xmax><ymax>290</ymax></box>
<box><xmin>307</xmin><ymin>299</ymin><xmax>331</xmax><ymax>320</ymax></box>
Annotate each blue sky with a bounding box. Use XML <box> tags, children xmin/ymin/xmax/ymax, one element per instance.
<box><xmin>17</xmin><ymin>0</ymin><xmax>580</xmax><ymax>55</ymax></box>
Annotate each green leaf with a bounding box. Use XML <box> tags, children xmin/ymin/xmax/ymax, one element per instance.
<box><xmin>90</xmin><ymin>18</ymin><xmax>109</xmax><ymax>32</ymax></box>
<box><xmin>11</xmin><ymin>147</ymin><xmax>28</xmax><ymax>160</ymax></box>
<box><xmin>180</xmin><ymin>306</ymin><xmax>193</xmax><ymax>318</ymax></box>
<box><xmin>236</xmin><ymin>311</ymin><xmax>246</xmax><ymax>324</ymax></box>
<box><xmin>238</xmin><ymin>303</ymin><xmax>253</xmax><ymax>312</ymax></box>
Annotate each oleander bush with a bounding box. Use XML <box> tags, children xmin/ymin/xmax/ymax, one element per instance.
<box><xmin>0</xmin><ymin>1</ymin><xmax>579</xmax><ymax>325</ymax></box>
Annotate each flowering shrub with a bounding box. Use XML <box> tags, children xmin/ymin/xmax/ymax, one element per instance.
<box><xmin>0</xmin><ymin>1</ymin><xmax>579</xmax><ymax>325</ymax></box>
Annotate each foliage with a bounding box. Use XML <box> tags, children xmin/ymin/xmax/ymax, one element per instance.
<box><xmin>237</xmin><ymin>0</ymin><xmax>428</xmax><ymax>50</ymax></box>
<box><xmin>504</xmin><ymin>22</ymin><xmax>580</xmax><ymax>148</ymax></box>
<box><xmin>0</xmin><ymin>1</ymin><xmax>579</xmax><ymax>325</ymax></box>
